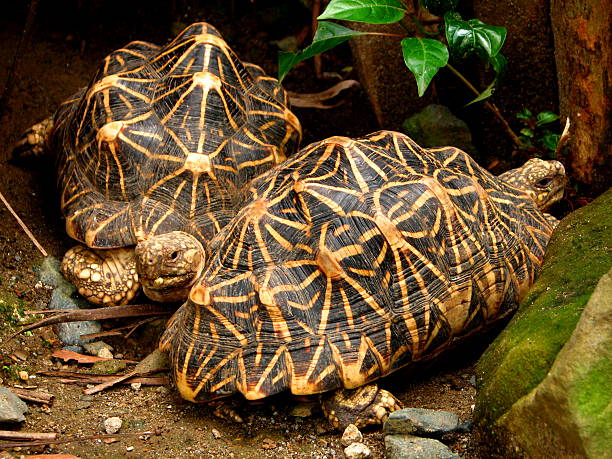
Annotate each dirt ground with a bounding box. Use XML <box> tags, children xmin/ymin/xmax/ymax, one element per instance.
<box><xmin>0</xmin><ymin>2</ymin><xmax>510</xmax><ymax>457</ymax></box>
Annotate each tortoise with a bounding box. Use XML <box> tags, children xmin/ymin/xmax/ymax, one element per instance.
<box><xmin>15</xmin><ymin>22</ymin><xmax>302</xmax><ymax>306</ymax></box>
<box><xmin>159</xmin><ymin>130</ymin><xmax>567</xmax><ymax>427</ymax></box>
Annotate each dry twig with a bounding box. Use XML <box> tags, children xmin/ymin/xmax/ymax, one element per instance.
<box><xmin>0</xmin><ymin>431</ymin><xmax>158</xmax><ymax>449</ymax></box>
<box><xmin>0</xmin><ymin>190</ymin><xmax>48</xmax><ymax>257</ymax></box>
<box><xmin>12</xmin><ymin>303</ymin><xmax>172</xmax><ymax>340</ymax></box>
<box><xmin>8</xmin><ymin>387</ymin><xmax>54</xmax><ymax>404</ymax></box>
<box><xmin>0</xmin><ymin>430</ymin><xmax>56</xmax><ymax>441</ymax></box>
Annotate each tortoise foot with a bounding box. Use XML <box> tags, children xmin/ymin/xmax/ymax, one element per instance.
<box><xmin>321</xmin><ymin>384</ymin><xmax>402</xmax><ymax>430</ymax></box>
<box><xmin>61</xmin><ymin>245</ymin><xmax>140</xmax><ymax>306</ymax></box>
<box><xmin>12</xmin><ymin>116</ymin><xmax>54</xmax><ymax>161</ymax></box>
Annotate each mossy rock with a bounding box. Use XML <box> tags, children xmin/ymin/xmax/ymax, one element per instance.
<box><xmin>474</xmin><ymin>188</ymin><xmax>612</xmax><ymax>430</ymax></box>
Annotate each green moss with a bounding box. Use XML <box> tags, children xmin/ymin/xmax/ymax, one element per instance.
<box><xmin>571</xmin><ymin>358</ymin><xmax>611</xmax><ymax>420</ymax></box>
<box><xmin>0</xmin><ymin>291</ymin><xmax>26</xmax><ymax>327</ymax></box>
<box><xmin>475</xmin><ymin>189</ymin><xmax>612</xmax><ymax>428</ymax></box>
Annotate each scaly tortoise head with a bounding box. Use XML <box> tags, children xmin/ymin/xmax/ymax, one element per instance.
<box><xmin>160</xmin><ymin>131</ymin><xmax>564</xmax><ymax>403</ymax></box>
<box><xmin>499</xmin><ymin>158</ymin><xmax>567</xmax><ymax>211</ymax></box>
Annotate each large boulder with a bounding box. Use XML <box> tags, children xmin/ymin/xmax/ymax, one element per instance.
<box><xmin>474</xmin><ymin>189</ymin><xmax>612</xmax><ymax>456</ymax></box>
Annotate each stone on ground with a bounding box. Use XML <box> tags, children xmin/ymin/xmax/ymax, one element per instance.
<box><xmin>497</xmin><ymin>267</ymin><xmax>612</xmax><ymax>457</ymax></box>
<box><xmin>341</xmin><ymin>423</ymin><xmax>363</xmax><ymax>446</ymax></box>
<box><xmin>0</xmin><ymin>387</ymin><xmax>29</xmax><ymax>423</ymax></box>
<box><xmin>475</xmin><ymin>189</ymin><xmax>612</xmax><ymax>456</ymax></box>
<box><xmin>383</xmin><ymin>408</ymin><xmax>464</xmax><ymax>437</ymax></box>
<box><xmin>343</xmin><ymin>442</ymin><xmax>371</xmax><ymax>459</ymax></box>
<box><xmin>385</xmin><ymin>435</ymin><xmax>460</xmax><ymax>459</ymax></box>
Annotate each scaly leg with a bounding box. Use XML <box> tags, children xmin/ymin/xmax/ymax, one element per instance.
<box><xmin>61</xmin><ymin>245</ymin><xmax>140</xmax><ymax>306</ymax></box>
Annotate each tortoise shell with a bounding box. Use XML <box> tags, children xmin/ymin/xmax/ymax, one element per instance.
<box><xmin>52</xmin><ymin>22</ymin><xmax>301</xmax><ymax>250</ymax></box>
<box><xmin>160</xmin><ymin>131</ymin><xmax>557</xmax><ymax>402</ymax></box>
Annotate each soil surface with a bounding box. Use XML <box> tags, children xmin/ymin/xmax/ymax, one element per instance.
<box><xmin>0</xmin><ymin>2</ymin><xmax>512</xmax><ymax>457</ymax></box>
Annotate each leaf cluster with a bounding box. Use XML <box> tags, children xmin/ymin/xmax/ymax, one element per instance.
<box><xmin>516</xmin><ymin>108</ymin><xmax>561</xmax><ymax>158</ymax></box>
<box><xmin>279</xmin><ymin>0</ymin><xmax>507</xmax><ymax>104</ymax></box>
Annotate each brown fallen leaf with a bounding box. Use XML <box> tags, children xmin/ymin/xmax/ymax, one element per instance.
<box><xmin>287</xmin><ymin>80</ymin><xmax>360</xmax><ymax>109</ymax></box>
<box><xmin>50</xmin><ymin>350</ymin><xmax>109</xmax><ymax>364</ymax></box>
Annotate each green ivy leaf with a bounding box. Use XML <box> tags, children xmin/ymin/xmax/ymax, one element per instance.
<box><xmin>420</xmin><ymin>0</ymin><xmax>459</xmax><ymax>17</ymax></box>
<box><xmin>278</xmin><ymin>22</ymin><xmax>367</xmax><ymax>81</ymax></box>
<box><xmin>520</xmin><ymin>128</ymin><xmax>534</xmax><ymax>138</ymax></box>
<box><xmin>445</xmin><ymin>13</ymin><xmax>507</xmax><ymax>60</ymax></box>
<box><xmin>536</xmin><ymin>111</ymin><xmax>560</xmax><ymax>126</ymax></box>
<box><xmin>542</xmin><ymin>132</ymin><xmax>561</xmax><ymax>152</ymax></box>
<box><xmin>318</xmin><ymin>0</ymin><xmax>406</xmax><ymax>24</ymax></box>
<box><xmin>400</xmin><ymin>37</ymin><xmax>449</xmax><ymax>97</ymax></box>
<box><xmin>516</xmin><ymin>108</ymin><xmax>532</xmax><ymax>120</ymax></box>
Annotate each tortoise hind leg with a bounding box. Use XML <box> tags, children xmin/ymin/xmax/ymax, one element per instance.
<box><xmin>321</xmin><ymin>384</ymin><xmax>402</xmax><ymax>430</ymax></box>
<box><xmin>11</xmin><ymin>117</ymin><xmax>54</xmax><ymax>161</ymax></box>
<box><xmin>61</xmin><ymin>245</ymin><xmax>141</xmax><ymax>306</ymax></box>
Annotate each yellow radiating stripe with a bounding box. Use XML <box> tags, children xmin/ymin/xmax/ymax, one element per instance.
<box><xmin>316</xmin><ymin>277</ymin><xmax>333</xmax><ymax>335</ymax></box>
<box><xmin>264</xmin><ymin>223</ymin><xmax>294</xmax><ymax>251</ymax></box>
<box><xmin>287</xmin><ymin>289</ymin><xmax>321</xmax><ymax>312</ymax></box>
<box><xmin>192</xmin><ymin>348</ymin><xmax>242</xmax><ymax>397</ymax></box>
<box><xmin>253</xmin><ymin>345</ymin><xmax>287</xmax><ymax>393</ymax></box>
<box><xmin>340</xmin><ymin>287</ymin><xmax>354</xmax><ymax>329</ymax></box>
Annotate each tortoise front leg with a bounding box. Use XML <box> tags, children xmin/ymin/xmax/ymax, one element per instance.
<box><xmin>61</xmin><ymin>245</ymin><xmax>141</xmax><ymax>306</ymax></box>
<box><xmin>321</xmin><ymin>384</ymin><xmax>402</xmax><ymax>430</ymax></box>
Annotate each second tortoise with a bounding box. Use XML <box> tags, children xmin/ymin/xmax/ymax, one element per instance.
<box><xmin>16</xmin><ymin>22</ymin><xmax>301</xmax><ymax>305</ymax></box>
<box><xmin>161</xmin><ymin>130</ymin><xmax>567</xmax><ymax>428</ymax></box>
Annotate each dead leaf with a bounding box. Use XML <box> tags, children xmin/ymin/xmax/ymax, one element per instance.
<box><xmin>51</xmin><ymin>349</ymin><xmax>108</xmax><ymax>364</ymax></box>
<box><xmin>287</xmin><ymin>80</ymin><xmax>360</xmax><ymax>109</ymax></box>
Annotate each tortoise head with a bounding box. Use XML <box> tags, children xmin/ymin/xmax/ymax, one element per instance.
<box><xmin>135</xmin><ymin>231</ymin><xmax>206</xmax><ymax>302</ymax></box>
<box><xmin>499</xmin><ymin>158</ymin><xmax>568</xmax><ymax>211</ymax></box>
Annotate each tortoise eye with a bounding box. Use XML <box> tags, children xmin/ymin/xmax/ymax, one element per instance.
<box><xmin>536</xmin><ymin>177</ymin><xmax>553</xmax><ymax>188</ymax></box>
<box><xmin>169</xmin><ymin>251</ymin><xmax>180</xmax><ymax>261</ymax></box>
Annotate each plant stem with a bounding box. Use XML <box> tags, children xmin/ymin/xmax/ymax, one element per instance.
<box><xmin>446</xmin><ymin>63</ymin><xmax>524</xmax><ymax>148</ymax></box>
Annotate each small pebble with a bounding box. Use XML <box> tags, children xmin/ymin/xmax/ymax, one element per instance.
<box><xmin>131</xmin><ymin>382</ymin><xmax>142</xmax><ymax>391</ymax></box>
<box><xmin>104</xmin><ymin>416</ymin><xmax>123</xmax><ymax>434</ymax></box>
<box><xmin>211</xmin><ymin>428</ymin><xmax>222</xmax><ymax>439</ymax></box>
<box><xmin>126</xmin><ymin>446</ymin><xmax>134</xmax><ymax>452</ymax></box>
<box><xmin>18</xmin><ymin>371</ymin><xmax>29</xmax><ymax>381</ymax></box>
<box><xmin>344</xmin><ymin>442</ymin><xmax>372</xmax><ymax>459</ymax></box>
<box><xmin>341</xmin><ymin>424</ymin><xmax>363</xmax><ymax>447</ymax></box>
<box><xmin>97</xmin><ymin>348</ymin><xmax>114</xmax><ymax>359</ymax></box>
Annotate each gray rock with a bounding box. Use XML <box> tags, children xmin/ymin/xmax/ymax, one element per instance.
<box><xmin>385</xmin><ymin>435</ymin><xmax>460</xmax><ymax>459</ymax></box>
<box><xmin>343</xmin><ymin>442</ymin><xmax>371</xmax><ymax>459</ymax></box>
<box><xmin>40</xmin><ymin>258</ymin><xmax>102</xmax><ymax>346</ymax></box>
<box><xmin>54</xmin><ymin>318</ymin><xmax>101</xmax><ymax>347</ymax></box>
<box><xmin>401</xmin><ymin>104</ymin><xmax>476</xmax><ymax>154</ymax></box>
<box><xmin>475</xmin><ymin>190</ymin><xmax>612</xmax><ymax>457</ymax></box>
<box><xmin>498</xmin><ymin>266</ymin><xmax>612</xmax><ymax>457</ymax></box>
<box><xmin>0</xmin><ymin>387</ymin><xmax>29</xmax><ymax>423</ymax></box>
<box><xmin>37</xmin><ymin>256</ymin><xmax>68</xmax><ymax>291</ymax></box>
<box><xmin>384</xmin><ymin>408</ymin><xmax>465</xmax><ymax>437</ymax></box>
